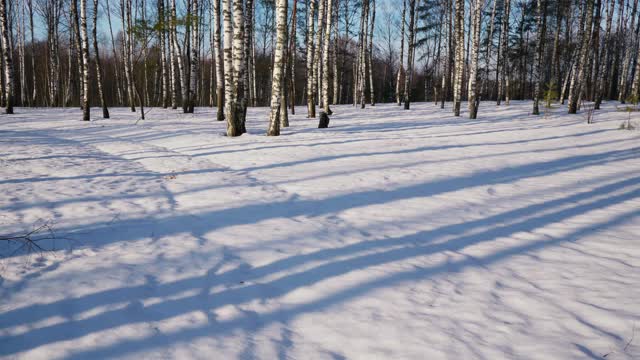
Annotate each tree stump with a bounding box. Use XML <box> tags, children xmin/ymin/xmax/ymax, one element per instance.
<box><xmin>318</xmin><ymin>111</ymin><xmax>330</xmax><ymax>128</ymax></box>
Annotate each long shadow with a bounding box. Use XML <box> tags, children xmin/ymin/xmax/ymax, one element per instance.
<box><xmin>237</xmin><ymin>130</ymin><xmax>619</xmax><ymax>173</ymax></box>
<box><xmin>2</xmin><ymin>147</ymin><xmax>636</xmax><ymax>259</ymax></box>
<box><xmin>2</xmin><ymin>135</ymin><xmax>628</xmax><ymax>215</ymax></box>
<box><xmin>60</xmin><ymin>208</ymin><xmax>638</xmax><ymax>360</ymax></box>
<box><xmin>1</xmin><ymin>175</ymin><xmax>638</xmax><ymax>357</ymax></box>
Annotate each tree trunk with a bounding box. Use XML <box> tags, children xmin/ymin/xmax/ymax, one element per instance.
<box><xmin>468</xmin><ymin>0</ymin><xmax>483</xmax><ymax>119</ymax></box>
<box><xmin>497</xmin><ymin>0</ymin><xmax>511</xmax><ymax>106</ymax></box>
<box><xmin>232</xmin><ymin>0</ymin><xmax>247</xmax><ymax>133</ymax></box>
<box><xmin>452</xmin><ymin>0</ymin><xmax>464</xmax><ymax>116</ymax></box>
<box><xmin>532</xmin><ymin>0</ymin><xmax>547</xmax><ymax>115</ymax></box>
<box><xmin>568</xmin><ymin>0</ymin><xmax>595</xmax><ymax>114</ymax></box>
<box><xmin>0</xmin><ymin>0</ymin><xmax>13</xmax><ymax>113</ymax></box>
<box><xmin>396</xmin><ymin>0</ymin><xmax>406</xmax><ymax>106</ymax></box>
<box><xmin>618</xmin><ymin>0</ymin><xmax>638</xmax><ymax>103</ymax></box>
<box><xmin>306</xmin><ymin>0</ymin><xmax>316</xmax><ymax>118</ymax></box>
<box><xmin>404</xmin><ymin>0</ymin><xmax>415</xmax><ymax>110</ymax></box>
<box><xmin>267</xmin><ymin>0</ymin><xmax>288</xmax><ymax>136</ymax></box>
<box><xmin>79</xmin><ymin>0</ymin><xmax>90</xmax><ymax>120</ymax></box>
<box><xmin>596</xmin><ymin>0</ymin><xmax>616</xmax><ymax>108</ymax></box>
<box><xmin>367</xmin><ymin>0</ymin><xmax>376</xmax><ymax>106</ymax></box>
<box><xmin>223</xmin><ymin>0</ymin><xmax>240</xmax><ymax>136</ymax></box>
<box><xmin>322</xmin><ymin>0</ymin><xmax>334</xmax><ymax>114</ymax></box>
<box><xmin>212</xmin><ymin>0</ymin><xmax>225</xmax><ymax>120</ymax></box>
<box><xmin>93</xmin><ymin>0</ymin><xmax>109</xmax><ymax>118</ymax></box>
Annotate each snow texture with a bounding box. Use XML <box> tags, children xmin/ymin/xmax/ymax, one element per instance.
<box><xmin>0</xmin><ymin>101</ymin><xmax>639</xmax><ymax>359</ymax></box>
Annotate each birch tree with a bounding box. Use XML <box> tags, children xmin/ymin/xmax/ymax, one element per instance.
<box><xmin>367</xmin><ymin>0</ymin><xmax>376</xmax><ymax>106</ymax></box>
<box><xmin>595</xmin><ymin>0</ymin><xmax>616</xmax><ymax>109</ymax></box>
<box><xmin>568</xmin><ymin>0</ymin><xmax>595</xmax><ymax>114</ymax></box>
<box><xmin>403</xmin><ymin>0</ymin><xmax>415</xmax><ymax>110</ymax></box>
<box><xmin>267</xmin><ymin>0</ymin><xmax>288</xmax><ymax>136</ymax></box>
<box><xmin>468</xmin><ymin>0</ymin><xmax>483</xmax><ymax>119</ymax></box>
<box><xmin>497</xmin><ymin>0</ymin><xmax>511</xmax><ymax>106</ymax></box>
<box><xmin>322</xmin><ymin>0</ymin><xmax>334</xmax><ymax>114</ymax></box>
<box><xmin>0</xmin><ymin>0</ymin><xmax>12</xmax><ymax>113</ymax></box>
<box><xmin>306</xmin><ymin>0</ymin><xmax>316</xmax><ymax>118</ymax></box>
<box><xmin>452</xmin><ymin>0</ymin><xmax>464</xmax><ymax>116</ymax></box>
<box><xmin>93</xmin><ymin>0</ymin><xmax>109</xmax><ymax>118</ymax></box>
<box><xmin>212</xmin><ymin>0</ymin><xmax>225</xmax><ymax>120</ymax></box>
<box><xmin>79</xmin><ymin>0</ymin><xmax>90</xmax><ymax>120</ymax></box>
<box><xmin>396</xmin><ymin>0</ymin><xmax>406</xmax><ymax>106</ymax></box>
<box><xmin>532</xmin><ymin>0</ymin><xmax>547</xmax><ymax>115</ymax></box>
<box><xmin>232</xmin><ymin>0</ymin><xmax>247</xmax><ymax>132</ymax></box>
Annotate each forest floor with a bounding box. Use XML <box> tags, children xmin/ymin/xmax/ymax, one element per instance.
<box><xmin>0</xmin><ymin>101</ymin><xmax>639</xmax><ymax>359</ymax></box>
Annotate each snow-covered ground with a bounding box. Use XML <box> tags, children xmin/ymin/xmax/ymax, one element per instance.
<box><xmin>0</xmin><ymin>101</ymin><xmax>639</xmax><ymax>359</ymax></box>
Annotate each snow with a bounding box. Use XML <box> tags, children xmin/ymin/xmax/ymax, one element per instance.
<box><xmin>0</xmin><ymin>101</ymin><xmax>639</xmax><ymax>359</ymax></box>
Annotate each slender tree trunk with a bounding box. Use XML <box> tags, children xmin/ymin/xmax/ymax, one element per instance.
<box><xmin>232</xmin><ymin>0</ymin><xmax>247</xmax><ymax>132</ymax></box>
<box><xmin>404</xmin><ymin>0</ymin><xmax>415</xmax><ymax>110</ymax></box>
<box><xmin>267</xmin><ymin>0</ymin><xmax>288</xmax><ymax>135</ymax></box>
<box><xmin>306</xmin><ymin>0</ymin><xmax>316</xmax><ymax>118</ymax></box>
<box><xmin>618</xmin><ymin>0</ymin><xmax>638</xmax><ymax>102</ymax></box>
<box><xmin>0</xmin><ymin>0</ymin><xmax>13</xmax><ymax>113</ymax></box>
<box><xmin>468</xmin><ymin>0</ymin><xmax>483</xmax><ymax>119</ymax></box>
<box><xmin>596</xmin><ymin>0</ymin><xmax>616</xmax><ymax>108</ymax></box>
<box><xmin>79</xmin><ymin>0</ymin><xmax>90</xmax><ymax>120</ymax></box>
<box><xmin>104</xmin><ymin>0</ymin><xmax>122</xmax><ymax>105</ymax></box>
<box><xmin>187</xmin><ymin>0</ymin><xmax>198</xmax><ymax>113</ymax></box>
<box><xmin>322</xmin><ymin>0</ymin><xmax>334</xmax><ymax>114</ymax></box>
<box><xmin>223</xmin><ymin>0</ymin><xmax>240</xmax><ymax>136</ymax></box>
<box><xmin>212</xmin><ymin>0</ymin><xmax>225</xmax><ymax>120</ymax></box>
<box><xmin>367</xmin><ymin>0</ymin><xmax>376</xmax><ymax>106</ymax></box>
<box><xmin>497</xmin><ymin>0</ymin><xmax>511</xmax><ymax>105</ymax></box>
<box><xmin>288</xmin><ymin>0</ymin><xmax>297</xmax><ymax>113</ymax></box>
<box><xmin>452</xmin><ymin>0</ymin><xmax>464</xmax><ymax>116</ymax></box>
<box><xmin>93</xmin><ymin>0</ymin><xmax>109</xmax><ymax>118</ymax></box>
<box><xmin>568</xmin><ymin>0</ymin><xmax>595</xmax><ymax>114</ymax></box>
<box><xmin>482</xmin><ymin>0</ymin><xmax>497</xmax><ymax>100</ymax></box>
<box><xmin>315</xmin><ymin>0</ymin><xmax>326</xmax><ymax>108</ymax></box>
<box><xmin>532</xmin><ymin>0</ymin><xmax>547</xmax><ymax>115</ymax></box>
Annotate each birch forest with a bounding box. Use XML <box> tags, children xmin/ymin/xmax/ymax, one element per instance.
<box><xmin>3</xmin><ymin>0</ymin><xmax>640</xmax><ymax>357</ymax></box>
<box><xmin>1</xmin><ymin>0</ymin><xmax>639</xmax><ymax>134</ymax></box>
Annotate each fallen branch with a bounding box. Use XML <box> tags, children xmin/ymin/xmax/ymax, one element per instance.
<box><xmin>0</xmin><ymin>221</ymin><xmax>68</xmax><ymax>257</ymax></box>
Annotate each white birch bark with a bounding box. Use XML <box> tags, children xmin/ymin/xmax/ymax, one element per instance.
<box><xmin>322</xmin><ymin>0</ymin><xmax>333</xmax><ymax>114</ymax></box>
<box><xmin>497</xmin><ymin>0</ymin><xmax>511</xmax><ymax>106</ymax></box>
<box><xmin>93</xmin><ymin>0</ymin><xmax>109</xmax><ymax>118</ymax></box>
<box><xmin>568</xmin><ymin>0</ymin><xmax>594</xmax><ymax>114</ymax></box>
<box><xmin>267</xmin><ymin>0</ymin><xmax>288</xmax><ymax>135</ymax></box>
<box><xmin>0</xmin><ymin>0</ymin><xmax>13</xmax><ymax>113</ymax></box>
<box><xmin>79</xmin><ymin>0</ymin><xmax>90</xmax><ymax>120</ymax></box>
<box><xmin>468</xmin><ymin>0</ymin><xmax>483</xmax><ymax>119</ymax></box>
<box><xmin>532</xmin><ymin>0</ymin><xmax>546</xmax><ymax>115</ymax></box>
<box><xmin>396</xmin><ymin>0</ymin><xmax>406</xmax><ymax>106</ymax></box>
<box><xmin>212</xmin><ymin>0</ymin><xmax>225</xmax><ymax>119</ymax></box>
<box><xmin>403</xmin><ymin>0</ymin><xmax>415</xmax><ymax>110</ymax></box>
<box><xmin>306</xmin><ymin>0</ymin><xmax>316</xmax><ymax>118</ymax></box>
<box><xmin>452</xmin><ymin>0</ymin><xmax>464</xmax><ymax>116</ymax></box>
